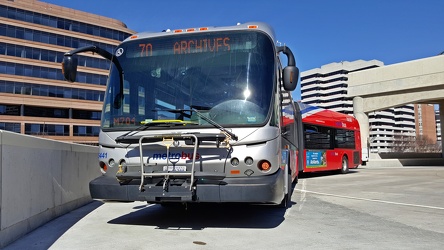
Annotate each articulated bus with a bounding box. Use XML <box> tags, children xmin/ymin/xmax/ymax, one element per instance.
<box><xmin>62</xmin><ymin>23</ymin><xmax>301</xmax><ymax>207</ymax></box>
<box><xmin>297</xmin><ymin>102</ymin><xmax>362</xmax><ymax>174</ymax></box>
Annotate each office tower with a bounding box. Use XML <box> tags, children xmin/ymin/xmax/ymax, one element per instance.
<box><xmin>0</xmin><ymin>0</ymin><xmax>134</xmax><ymax>144</ymax></box>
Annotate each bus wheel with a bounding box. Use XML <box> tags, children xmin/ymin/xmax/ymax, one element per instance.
<box><xmin>279</xmin><ymin>171</ymin><xmax>292</xmax><ymax>208</ymax></box>
<box><xmin>341</xmin><ymin>156</ymin><xmax>349</xmax><ymax>174</ymax></box>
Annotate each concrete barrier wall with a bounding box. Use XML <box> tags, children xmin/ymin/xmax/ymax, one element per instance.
<box><xmin>367</xmin><ymin>152</ymin><xmax>444</xmax><ymax>167</ymax></box>
<box><xmin>378</xmin><ymin>152</ymin><xmax>442</xmax><ymax>159</ymax></box>
<box><xmin>0</xmin><ymin>130</ymin><xmax>100</xmax><ymax>248</ymax></box>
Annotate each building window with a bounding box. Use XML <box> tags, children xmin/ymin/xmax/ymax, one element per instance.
<box><xmin>72</xmin><ymin>109</ymin><xmax>101</xmax><ymax>120</ymax></box>
<box><xmin>0</xmin><ymin>42</ymin><xmax>110</xmax><ymax>70</ymax></box>
<box><xmin>23</xmin><ymin>106</ymin><xmax>69</xmax><ymax>118</ymax></box>
<box><xmin>0</xmin><ymin>23</ymin><xmax>117</xmax><ymax>55</ymax></box>
<box><xmin>25</xmin><ymin>123</ymin><xmax>69</xmax><ymax>136</ymax></box>
<box><xmin>73</xmin><ymin>125</ymin><xmax>100</xmax><ymax>136</ymax></box>
<box><xmin>0</xmin><ymin>122</ymin><xmax>21</xmax><ymax>133</ymax></box>
<box><xmin>0</xmin><ymin>62</ymin><xmax>107</xmax><ymax>85</ymax></box>
<box><xmin>0</xmin><ymin>80</ymin><xmax>105</xmax><ymax>101</ymax></box>
<box><xmin>0</xmin><ymin>104</ymin><xmax>20</xmax><ymax>115</ymax></box>
<box><xmin>0</xmin><ymin>5</ymin><xmax>130</xmax><ymax>41</ymax></box>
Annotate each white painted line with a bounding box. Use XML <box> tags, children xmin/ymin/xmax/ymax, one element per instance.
<box><xmin>286</xmin><ymin>179</ymin><xmax>307</xmax><ymax>217</ymax></box>
<box><xmin>284</xmin><ymin>205</ymin><xmax>292</xmax><ymax>217</ymax></box>
<box><xmin>298</xmin><ymin>179</ymin><xmax>307</xmax><ymax>212</ymax></box>
<box><xmin>295</xmin><ymin>188</ymin><xmax>444</xmax><ymax>211</ymax></box>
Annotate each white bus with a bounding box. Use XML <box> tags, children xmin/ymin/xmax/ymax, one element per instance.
<box><xmin>62</xmin><ymin>22</ymin><xmax>301</xmax><ymax>207</ymax></box>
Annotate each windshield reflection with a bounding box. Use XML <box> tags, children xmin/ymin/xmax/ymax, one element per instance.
<box><xmin>101</xmin><ymin>31</ymin><xmax>275</xmax><ymax>129</ymax></box>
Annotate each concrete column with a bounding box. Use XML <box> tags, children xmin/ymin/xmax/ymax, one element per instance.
<box><xmin>353</xmin><ymin>96</ymin><xmax>370</xmax><ymax>162</ymax></box>
<box><xmin>439</xmin><ymin>102</ymin><xmax>444</xmax><ymax>158</ymax></box>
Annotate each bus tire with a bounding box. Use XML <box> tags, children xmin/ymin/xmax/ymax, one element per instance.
<box><xmin>341</xmin><ymin>156</ymin><xmax>349</xmax><ymax>174</ymax></box>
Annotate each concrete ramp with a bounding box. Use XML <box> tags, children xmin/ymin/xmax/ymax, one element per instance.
<box><xmin>0</xmin><ymin>130</ymin><xmax>100</xmax><ymax>248</ymax></box>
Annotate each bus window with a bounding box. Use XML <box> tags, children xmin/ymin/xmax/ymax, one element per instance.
<box><xmin>304</xmin><ymin>125</ymin><xmax>332</xmax><ymax>149</ymax></box>
<box><xmin>335</xmin><ymin>129</ymin><xmax>355</xmax><ymax>148</ymax></box>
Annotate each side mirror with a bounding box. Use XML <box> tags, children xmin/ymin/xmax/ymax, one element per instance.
<box><xmin>61</xmin><ymin>55</ymin><xmax>78</xmax><ymax>82</ymax></box>
<box><xmin>283</xmin><ymin>65</ymin><xmax>299</xmax><ymax>91</ymax></box>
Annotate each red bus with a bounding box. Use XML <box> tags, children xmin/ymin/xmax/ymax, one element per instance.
<box><xmin>297</xmin><ymin>102</ymin><xmax>361</xmax><ymax>174</ymax></box>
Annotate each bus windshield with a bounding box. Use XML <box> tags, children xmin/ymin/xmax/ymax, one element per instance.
<box><xmin>101</xmin><ymin>30</ymin><xmax>275</xmax><ymax>129</ymax></box>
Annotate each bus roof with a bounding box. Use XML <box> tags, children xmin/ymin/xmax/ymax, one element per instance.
<box><xmin>123</xmin><ymin>22</ymin><xmax>276</xmax><ymax>43</ymax></box>
<box><xmin>297</xmin><ymin>102</ymin><xmax>360</xmax><ymax>130</ymax></box>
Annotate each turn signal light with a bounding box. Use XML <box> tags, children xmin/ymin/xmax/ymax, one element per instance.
<box><xmin>258</xmin><ymin>160</ymin><xmax>271</xmax><ymax>172</ymax></box>
<box><xmin>231</xmin><ymin>170</ymin><xmax>241</xmax><ymax>175</ymax></box>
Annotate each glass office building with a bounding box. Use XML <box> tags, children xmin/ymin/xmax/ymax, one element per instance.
<box><xmin>0</xmin><ymin>0</ymin><xmax>134</xmax><ymax>144</ymax></box>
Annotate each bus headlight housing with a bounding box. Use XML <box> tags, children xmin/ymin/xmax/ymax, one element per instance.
<box><xmin>230</xmin><ymin>157</ymin><xmax>239</xmax><ymax>166</ymax></box>
<box><xmin>99</xmin><ymin>161</ymin><xmax>107</xmax><ymax>174</ymax></box>
<box><xmin>244</xmin><ymin>157</ymin><xmax>254</xmax><ymax>166</ymax></box>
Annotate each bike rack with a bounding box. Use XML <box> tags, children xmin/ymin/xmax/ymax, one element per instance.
<box><xmin>138</xmin><ymin>133</ymin><xmax>199</xmax><ymax>192</ymax></box>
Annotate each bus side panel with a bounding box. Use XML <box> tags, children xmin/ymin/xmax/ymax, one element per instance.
<box><xmin>303</xmin><ymin>149</ymin><xmax>332</xmax><ymax>172</ymax></box>
<box><xmin>327</xmin><ymin>149</ymin><xmax>341</xmax><ymax>170</ymax></box>
<box><xmin>330</xmin><ymin>148</ymin><xmax>361</xmax><ymax>170</ymax></box>
<box><xmin>337</xmin><ymin>149</ymin><xmax>361</xmax><ymax>170</ymax></box>
<box><xmin>302</xmin><ymin>149</ymin><xmax>361</xmax><ymax>172</ymax></box>
<box><xmin>353</xmin><ymin>150</ymin><xmax>361</xmax><ymax>167</ymax></box>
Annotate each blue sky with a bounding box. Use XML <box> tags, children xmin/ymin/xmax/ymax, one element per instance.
<box><xmin>42</xmin><ymin>0</ymin><xmax>444</xmax><ymax>100</ymax></box>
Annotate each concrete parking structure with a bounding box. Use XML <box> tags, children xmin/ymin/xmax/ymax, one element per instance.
<box><xmin>348</xmin><ymin>55</ymin><xmax>444</xmax><ymax>158</ymax></box>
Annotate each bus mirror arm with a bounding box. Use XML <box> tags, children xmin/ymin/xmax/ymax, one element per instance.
<box><xmin>62</xmin><ymin>46</ymin><xmax>125</xmax><ymax>107</ymax></box>
<box><xmin>277</xmin><ymin>46</ymin><xmax>299</xmax><ymax>91</ymax></box>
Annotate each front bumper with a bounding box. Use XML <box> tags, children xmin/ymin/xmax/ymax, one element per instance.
<box><xmin>90</xmin><ymin>169</ymin><xmax>285</xmax><ymax>204</ymax></box>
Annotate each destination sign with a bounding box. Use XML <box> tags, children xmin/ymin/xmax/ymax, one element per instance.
<box><xmin>123</xmin><ymin>31</ymin><xmax>258</xmax><ymax>58</ymax></box>
<box><xmin>136</xmin><ymin>37</ymin><xmax>230</xmax><ymax>57</ymax></box>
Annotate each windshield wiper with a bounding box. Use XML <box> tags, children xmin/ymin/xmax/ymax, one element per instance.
<box><xmin>191</xmin><ymin>108</ymin><xmax>238</xmax><ymax>141</ymax></box>
<box><xmin>140</xmin><ymin>119</ymin><xmax>198</xmax><ymax>126</ymax></box>
<box><xmin>152</xmin><ymin>108</ymin><xmax>238</xmax><ymax>141</ymax></box>
<box><xmin>115</xmin><ymin>108</ymin><xmax>238</xmax><ymax>143</ymax></box>
<box><xmin>115</xmin><ymin>120</ymin><xmax>198</xmax><ymax>142</ymax></box>
<box><xmin>152</xmin><ymin>108</ymin><xmax>194</xmax><ymax>120</ymax></box>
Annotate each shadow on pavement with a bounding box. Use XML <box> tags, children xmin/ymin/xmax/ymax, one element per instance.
<box><xmin>299</xmin><ymin>169</ymin><xmax>360</xmax><ymax>179</ymax></box>
<box><xmin>3</xmin><ymin>201</ymin><xmax>103</xmax><ymax>250</ymax></box>
<box><xmin>108</xmin><ymin>202</ymin><xmax>291</xmax><ymax>230</ymax></box>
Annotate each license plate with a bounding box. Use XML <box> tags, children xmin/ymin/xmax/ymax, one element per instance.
<box><xmin>163</xmin><ymin>165</ymin><xmax>187</xmax><ymax>171</ymax></box>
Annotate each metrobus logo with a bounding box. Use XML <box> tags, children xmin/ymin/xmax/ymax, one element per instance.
<box><xmin>151</xmin><ymin>151</ymin><xmax>201</xmax><ymax>160</ymax></box>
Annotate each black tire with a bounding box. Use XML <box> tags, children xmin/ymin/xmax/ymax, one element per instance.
<box><xmin>341</xmin><ymin>156</ymin><xmax>349</xmax><ymax>174</ymax></box>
